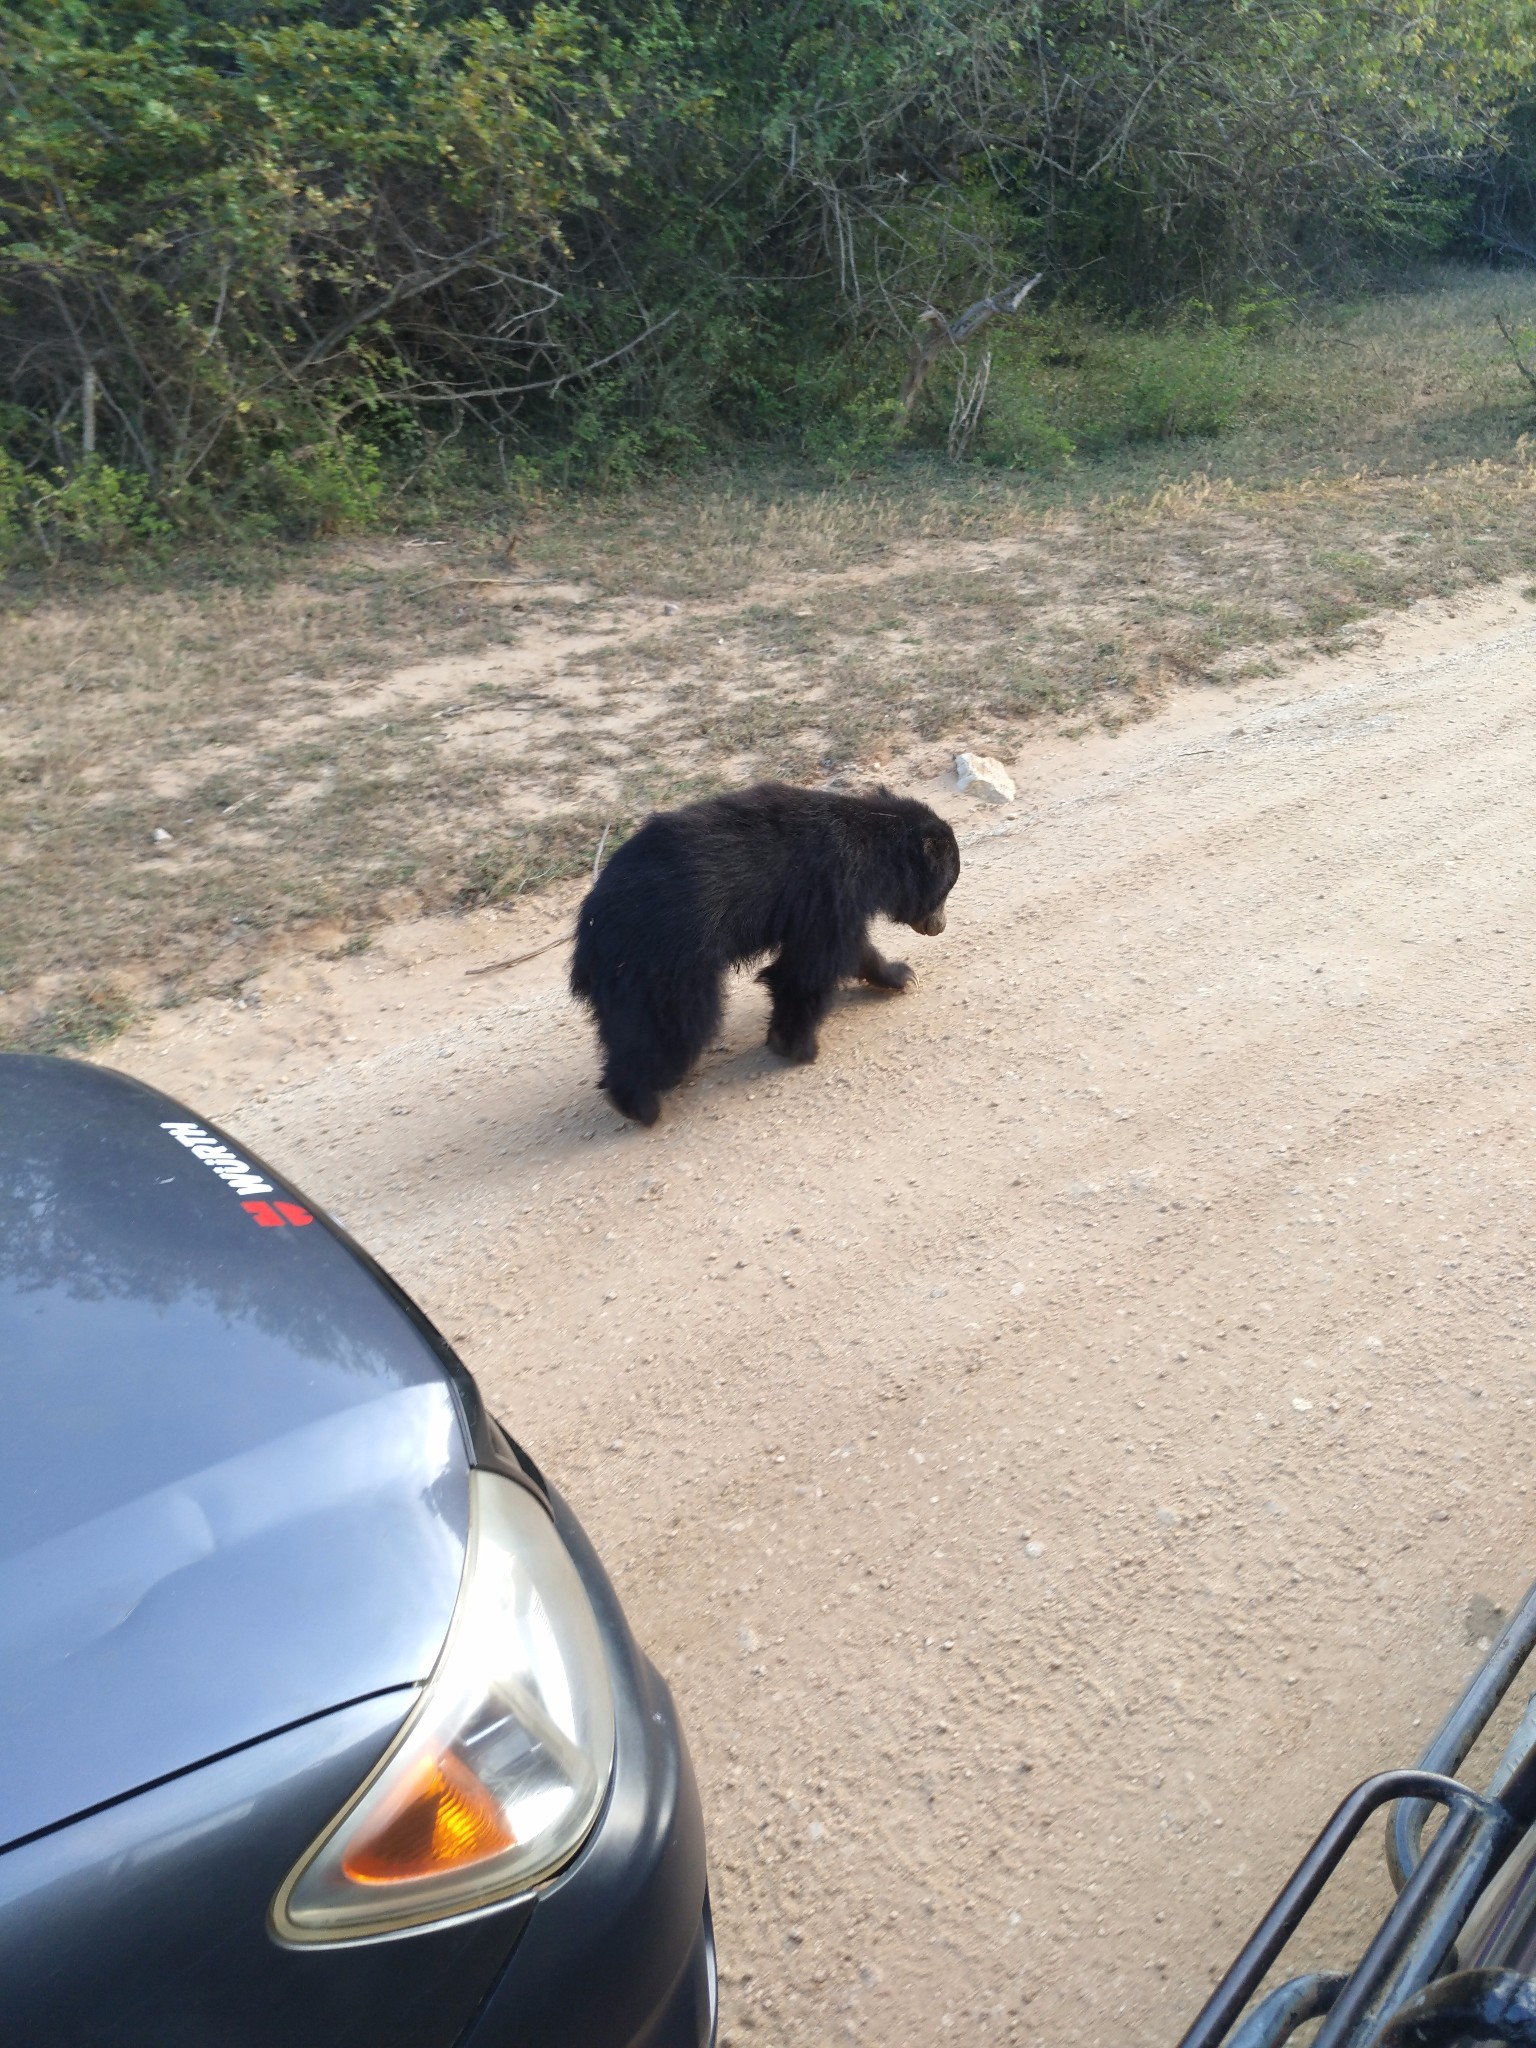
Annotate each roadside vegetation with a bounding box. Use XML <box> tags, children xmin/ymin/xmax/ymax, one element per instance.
<box><xmin>10</xmin><ymin>4</ymin><xmax>1536</xmax><ymax>1047</ymax></box>
<box><xmin>5</xmin><ymin>0</ymin><xmax>1536</xmax><ymax>549</ymax></box>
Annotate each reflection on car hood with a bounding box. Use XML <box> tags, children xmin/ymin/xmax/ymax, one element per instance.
<box><xmin>0</xmin><ymin>1056</ymin><xmax>471</xmax><ymax>1849</ymax></box>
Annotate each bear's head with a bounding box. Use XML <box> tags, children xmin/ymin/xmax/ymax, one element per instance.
<box><xmin>904</xmin><ymin>811</ymin><xmax>961</xmax><ymax>935</ymax></box>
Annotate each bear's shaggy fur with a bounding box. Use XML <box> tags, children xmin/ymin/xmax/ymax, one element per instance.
<box><xmin>571</xmin><ymin>783</ymin><xmax>961</xmax><ymax>1125</ymax></box>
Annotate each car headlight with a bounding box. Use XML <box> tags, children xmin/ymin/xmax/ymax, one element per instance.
<box><xmin>271</xmin><ymin>1471</ymin><xmax>616</xmax><ymax>1944</ymax></box>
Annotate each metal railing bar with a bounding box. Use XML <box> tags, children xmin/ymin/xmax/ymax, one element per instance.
<box><xmin>1312</xmin><ymin>1790</ymin><xmax>1512</xmax><ymax>2048</ymax></box>
<box><xmin>1227</xmin><ymin>1971</ymin><xmax>1345</xmax><ymax>2048</ymax></box>
<box><xmin>1375</xmin><ymin>1965</ymin><xmax>1536</xmax><ymax>2046</ymax></box>
<box><xmin>1390</xmin><ymin>1577</ymin><xmax>1536</xmax><ymax>1893</ymax></box>
<box><xmin>1177</xmin><ymin>1772</ymin><xmax>1475</xmax><ymax>2048</ymax></box>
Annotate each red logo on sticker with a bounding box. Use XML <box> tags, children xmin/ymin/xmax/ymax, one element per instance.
<box><xmin>242</xmin><ymin>1201</ymin><xmax>314</xmax><ymax>1229</ymax></box>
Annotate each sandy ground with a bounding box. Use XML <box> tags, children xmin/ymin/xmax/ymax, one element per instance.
<box><xmin>106</xmin><ymin>578</ymin><xmax>1536</xmax><ymax>2044</ymax></box>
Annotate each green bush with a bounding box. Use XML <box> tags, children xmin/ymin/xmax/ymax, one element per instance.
<box><xmin>972</xmin><ymin>369</ymin><xmax>1078</xmax><ymax>470</ymax></box>
<box><xmin>0</xmin><ymin>457</ymin><xmax>170</xmax><ymax>561</ymax></box>
<box><xmin>249</xmin><ymin>437</ymin><xmax>386</xmax><ymax>538</ymax></box>
<box><xmin>0</xmin><ymin>448</ymin><xmax>24</xmax><ymax>547</ymax></box>
<box><xmin>957</xmin><ymin>315</ymin><xmax>1253</xmax><ymax>471</ymax></box>
<box><xmin>0</xmin><ymin>0</ymin><xmax>627</xmax><ymax>517</ymax></box>
<box><xmin>548</xmin><ymin>380</ymin><xmax>709</xmax><ymax>492</ymax></box>
<box><xmin>803</xmin><ymin>387</ymin><xmax>908</xmax><ymax>481</ymax></box>
<box><xmin>1085</xmin><ymin>328</ymin><xmax>1249</xmax><ymax>444</ymax></box>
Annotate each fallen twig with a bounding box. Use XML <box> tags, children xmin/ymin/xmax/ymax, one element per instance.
<box><xmin>464</xmin><ymin>930</ymin><xmax>572</xmax><ymax>978</ymax></box>
<box><xmin>464</xmin><ymin>821</ymin><xmax>611</xmax><ymax>976</ymax></box>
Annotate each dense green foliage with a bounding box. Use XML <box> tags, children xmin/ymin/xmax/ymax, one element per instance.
<box><xmin>3</xmin><ymin>0</ymin><xmax>1536</xmax><ymax>546</ymax></box>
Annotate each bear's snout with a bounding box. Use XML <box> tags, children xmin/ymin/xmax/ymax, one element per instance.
<box><xmin>911</xmin><ymin>908</ymin><xmax>946</xmax><ymax>936</ymax></box>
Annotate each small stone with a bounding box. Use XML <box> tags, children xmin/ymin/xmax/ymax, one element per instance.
<box><xmin>954</xmin><ymin>752</ymin><xmax>1016</xmax><ymax>805</ymax></box>
<box><xmin>151</xmin><ymin>826</ymin><xmax>174</xmax><ymax>844</ymax></box>
<box><xmin>1292</xmin><ymin>1396</ymin><xmax>1313</xmax><ymax>1412</ymax></box>
<box><xmin>1025</xmin><ymin>1540</ymin><xmax>1045</xmax><ymax>1557</ymax></box>
<box><xmin>662</xmin><ymin>601</ymin><xmax>679</xmax><ymax>614</ymax></box>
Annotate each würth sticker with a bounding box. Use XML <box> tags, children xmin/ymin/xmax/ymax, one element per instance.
<box><xmin>159</xmin><ymin>1122</ymin><xmax>310</xmax><ymax>1225</ymax></box>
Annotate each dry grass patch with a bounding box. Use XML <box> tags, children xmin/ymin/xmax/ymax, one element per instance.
<box><xmin>7</xmin><ymin>270</ymin><xmax>1536</xmax><ymax>1047</ymax></box>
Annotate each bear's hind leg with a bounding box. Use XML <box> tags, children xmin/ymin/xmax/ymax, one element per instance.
<box><xmin>602</xmin><ymin>1067</ymin><xmax>663</xmax><ymax>1127</ymax></box>
<box><xmin>596</xmin><ymin>1012</ymin><xmax>666</xmax><ymax>1125</ymax></box>
<box><xmin>599</xmin><ymin>954</ymin><xmax>723</xmax><ymax>1124</ymax></box>
<box><xmin>856</xmin><ymin>935</ymin><xmax>915</xmax><ymax>991</ymax></box>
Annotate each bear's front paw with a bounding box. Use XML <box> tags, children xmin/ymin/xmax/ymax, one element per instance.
<box><xmin>858</xmin><ymin>947</ymin><xmax>915</xmax><ymax>991</ymax></box>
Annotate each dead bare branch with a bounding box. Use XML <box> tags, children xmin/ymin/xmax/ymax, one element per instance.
<box><xmin>899</xmin><ymin>271</ymin><xmax>1042</xmax><ymax>419</ymax></box>
<box><xmin>291</xmin><ymin>233</ymin><xmax>504</xmax><ymax>372</ymax></box>
<box><xmin>947</xmin><ymin>348</ymin><xmax>992</xmax><ymax>459</ymax></box>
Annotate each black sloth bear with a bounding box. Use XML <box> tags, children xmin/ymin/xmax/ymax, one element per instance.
<box><xmin>571</xmin><ymin>782</ymin><xmax>961</xmax><ymax>1125</ymax></box>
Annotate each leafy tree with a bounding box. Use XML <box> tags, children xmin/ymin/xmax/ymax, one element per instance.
<box><xmin>3</xmin><ymin>0</ymin><xmax>1535</xmax><ymax>539</ymax></box>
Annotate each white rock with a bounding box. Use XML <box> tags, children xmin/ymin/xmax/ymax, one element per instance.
<box><xmin>151</xmin><ymin>826</ymin><xmax>174</xmax><ymax>844</ymax></box>
<box><xmin>955</xmin><ymin>752</ymin><xmax>1016</xmax><ymax>804</ymax></box>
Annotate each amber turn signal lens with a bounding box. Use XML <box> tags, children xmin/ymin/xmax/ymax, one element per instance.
<box><xmin>271</xmin><ymin>1473</ymin><xmax>615</xmax><ymax>1943</ymax></box>
<box><xmin>342</xmin><ymin>1752</ymin><xmax>517</xmax><ymax>1885</ymax></box>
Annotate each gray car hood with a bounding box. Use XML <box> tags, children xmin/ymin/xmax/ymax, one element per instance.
<box><xmin>0</xmin><ymin>1056</ymin><xmax>471</xmax><ymax>1849</ymax></box>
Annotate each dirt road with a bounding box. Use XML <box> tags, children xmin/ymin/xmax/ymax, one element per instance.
<box><xmin>111</xmin><ymin>580</ymin><xmax>1536</xmax><ymax>2044</ymax></box>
